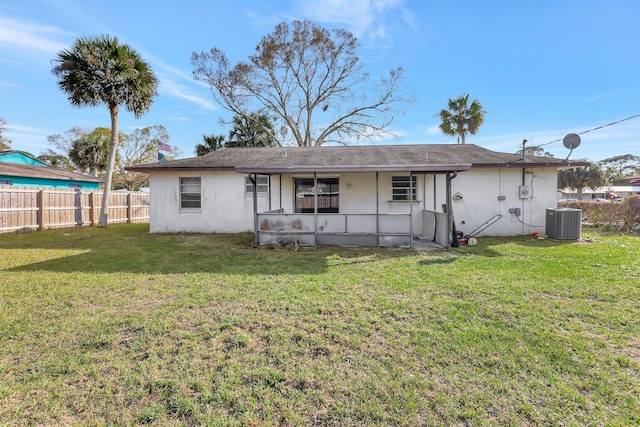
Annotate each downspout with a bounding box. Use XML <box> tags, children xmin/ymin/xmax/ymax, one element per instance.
<box><xmin>251</xmin><ymin>173</ymin><xmax>259</xmax><ymax>247</ymax></box>
<box><xmin>433</xmin><ymin>175</ymin><xmax>437</xmax><ymax>211</ymax></box>
<box><xmin>447</xmin><ymin>171</ymin><xmax>458</xmax><ymax>247</ymax></box>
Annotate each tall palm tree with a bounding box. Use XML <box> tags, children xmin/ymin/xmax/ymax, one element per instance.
<box><xmin>52</xmin><ymin>35</ymin><xmax>158</xmax><ymax>227</ymax></box>
<box><xmin>437</xmin><ymin>93</ymin><xmax>486</xmax><ymax>144</ymax></box>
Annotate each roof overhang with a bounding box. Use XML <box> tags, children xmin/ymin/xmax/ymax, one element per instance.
<box><xmin>126</xmin><ymin>166</ymin><xmax>235</xmax><ymax>173</ymax></box>
<box><xmin>235</xmin><ymin>164</ymin><xmax>472</xmax><ymax>174</ymax></box>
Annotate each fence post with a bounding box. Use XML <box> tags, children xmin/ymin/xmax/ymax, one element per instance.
<box><xmin>127</xmin><ymin>192</ymin><xmax>133</xmax><ymax>224</ymax></box>
<box><xmin>89</xmin><ymin>192</ymin><xmax>96</xmax><ymax>226</ymax></box>
<box><xmin>38</xmin><ymin>189</ymin><xmax>45</xmax><ymax>231</ymax></box>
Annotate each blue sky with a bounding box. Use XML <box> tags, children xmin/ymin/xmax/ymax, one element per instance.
<box><xmin>1</xmin><ymin>0</ymin><xmax>638</xmax><ymax>162</ymax></box>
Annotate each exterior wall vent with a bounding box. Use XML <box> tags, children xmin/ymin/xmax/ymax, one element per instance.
<box><xmin>545</xmin><ymin>208</ymin><xmax>582</xmax><ymax>240</ymax></box>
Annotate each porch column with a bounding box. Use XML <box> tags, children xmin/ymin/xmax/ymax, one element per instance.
<box><xmin>376</xmin><ymin>171</ymin><xmax>380</xmax><ymax>247</ymax></box>
<box><xmin>267</xmin><ymin>175</ymin><xmax>272</xmax><ymax>211</ymax></box>
<box><xmin>313</xmin><ymin>172</ymin><xmax>318</xmax><ymax>244</ymax></box>
<box><xmin>410</xmin><ymin>172</ymin><xmax>414</xmax><ymax>248</ymax></box>
<box><xmin>446</xmin><ymin>172</ymin><xmax>452</xmax><ymax>247</ymax></box>
<box><xmin>251</xmin><ymin>173</ymin><xmax>259</xmax><ymax>247</ymax></box>
<box><xmin>279</xmin><ymin>174</ymin><xmax>282</xmax><ymax>211</ymax></box>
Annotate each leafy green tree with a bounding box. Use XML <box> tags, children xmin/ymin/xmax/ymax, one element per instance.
<box><xmin>436</xmin><ymin>93</ymin><xmax>486</xmax><ymax>144</ymax></box>
<box><xmin>227</xmin><ymin>113</ymin><xmax>279</xmax><ymax>148</ymax></box>
<box><xmin>52</xmin><ymin>35</ymin><xmax>158</xmax><ymax>227</ymax></box>
<box><xmin>114</xmin><ymin>125</ymin><xmax>175</xmax><ymax>190</ymax></box>
<box><xmin>517</xmin><ymin>145</ymin><xmax>554</xmax><ymax>158</ymax></box>
<box><xmin>37</xmin><ymin>149</ymin><xmax>75</xmax><ymax>169</ymax></box>
<box><xmin>196</xmin><ymin>134</ymin><xmax>226</xmax><ymax>156</ymax></box>
<box><xmin>192</xmin><ymin>20</ymin><xmax>408</xmax><ymax>147</ymax></box>
<box><xmin>68</xmin><ymin>127</ymin><xmax>111</xmax><ymax>176</ymax></box>
<box><xmin>558</xmin><ymin>161</ymin><xmax>608</xmax><ymax>199</ymax></box>
<box><xmin>598</xmin><ymin>154</ymin><xmax>640</xmax><ymax>183</ymax></box>
<box><xmin>0</xmin><ymin>118</ymin><xmax>11</xmax><ymax>150</ymax></box>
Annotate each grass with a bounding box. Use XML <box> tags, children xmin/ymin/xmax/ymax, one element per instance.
<box><xmin>0</xmin><ymin>224</ymin><xmax>639</xmax><ymax>426</ymax></box>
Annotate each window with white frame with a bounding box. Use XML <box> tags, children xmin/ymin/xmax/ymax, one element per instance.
<box><xmin>180</xmin><ymin>177</ymin><xmax>201</xmax><ymax>208</ymax></box>
<box><xmin>392</xmin><ymin>175</ymin><xmax>417</xmax><ymax>201</ymax></box>
<box><xmin>245</xmin><ymin>176</ymin><xmax>269</xmax><ymax>194</ymax></box>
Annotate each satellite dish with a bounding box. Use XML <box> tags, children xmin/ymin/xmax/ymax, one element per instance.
<box><xmin>563</xmin><ymin>133</ymin><xmax>581</xmax><ymax>150</ymax></box>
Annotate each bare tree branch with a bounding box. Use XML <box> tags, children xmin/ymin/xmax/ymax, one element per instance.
<box><xmin>192</xmin><ymin>20</ymin><xmax>411</xmax><ymax>147</ymax></box>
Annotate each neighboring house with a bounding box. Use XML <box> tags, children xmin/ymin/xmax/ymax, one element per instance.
<box><xmin>558</xmin><ymin>185</ymin><xmax>640</xmax><ymax>200</ymax></box>
<box><xmin>128</xmin><ymin>144</ymin><xmax>585</xmax><ymax>248</ymax></box>
<box><xmin>0</xmin><ymin>150</ymin><xmax>101</xmax><ymax>189</ymax></box>
<box><xmin>621</xmin><ymin>175</ymin><xmax>640</xmax><ymax>185</ymax></box>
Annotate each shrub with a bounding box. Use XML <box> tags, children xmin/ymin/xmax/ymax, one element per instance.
<box><xmin>621</xmin><ymin>195</ymin><xmax>640</xmax><ymax>231</ymax></box>
<box><xmin>558</xmin><ymin>195</ymin><xmax>640</xmax><ymax>231</ymax></box>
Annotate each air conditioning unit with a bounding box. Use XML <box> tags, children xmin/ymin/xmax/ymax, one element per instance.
<box><xmin>545</xmin><ymin>208</ymin><xmax>582</xmax><ymax>240</ymax></box>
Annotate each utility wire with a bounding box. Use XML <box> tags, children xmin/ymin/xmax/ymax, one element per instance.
<box><xmin>535</xmin><ymin>113</ymin><xmax>640</xmax><ymax>148</ymax></box>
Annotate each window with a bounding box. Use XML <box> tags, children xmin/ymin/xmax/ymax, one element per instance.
<box><xmin>68</xmin><ymin>184</ymin><xmax>82</xmax><ymax>189</ymax></box>
<box><xmin>392</xmin><ymin>175</ymin><xmax>417</xmax><ymax>201</ymax></box>
<box><xmin>245</xmin><ymin>176</ymin><xmax>269</xmax><ymax>194</ymax></box>
<box><xmin>295</xmin><ymin>178</ymin><xmax>339</xmax><ymax>213</ymax></box>
<box><xmin>0</xmin><ymin>179</ymin><xmax>12</xmax><ymax>185</ymax></box>
<box><xmin>180</xmin><ymin>177</ymin><xmax>201</xmax><ymax>208</ymax></box>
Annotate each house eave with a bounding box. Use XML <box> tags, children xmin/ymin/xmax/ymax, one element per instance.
<box><xmin>126</xmin><ymin>166</ymin><xmax>236</xmax><ymax>173</ymax></box>
<box><xmin>235</xmin><ymin>164</ymin><xmax>472</xmax><ymax>174</ymax></box>
<box><xmin>472</xmin><ymin>161</ymin><xmax>589</xmax><ymax>169</ymax></box>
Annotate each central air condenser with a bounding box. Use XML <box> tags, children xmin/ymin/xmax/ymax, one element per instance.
<box><xmin>545</xmin><ymin>208</ymin><xmax>582</xmax><ymax>240</ymax></box>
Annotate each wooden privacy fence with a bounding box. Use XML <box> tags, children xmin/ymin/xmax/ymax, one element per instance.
<box><xmin>0</xmin><ymin>186</ymin><xmax>150</xmax><ymax>233</ymax></box>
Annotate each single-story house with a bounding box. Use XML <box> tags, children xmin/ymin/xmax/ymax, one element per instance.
<box><xmin>0</xmin><ymin>150</ymin><xmax>101</xmax><ymax>190</ymax></box>
<box><xmin>128</xmin><ymin>144</ymin><xmax>585</xmax><ymax>248</ymax></box>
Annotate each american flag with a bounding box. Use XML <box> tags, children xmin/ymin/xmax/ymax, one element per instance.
<box><xmin>157</xmin><ymin>141</ymin><xmax>172</xmax><ymax>152</ymax></box>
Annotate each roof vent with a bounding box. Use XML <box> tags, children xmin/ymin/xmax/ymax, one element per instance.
<box><xmin>282</xmin><ymin>151</ymin><xmax>287</xmax><ymax>158</ymax></box>
<box><xmin>424</xmin><ymin>153</ymin><xmax>429</xmax><ymax>161</ymax></box>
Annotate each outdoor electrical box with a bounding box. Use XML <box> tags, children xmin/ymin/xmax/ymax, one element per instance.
<box><xmin>545</xmin><ymin>208</ymin><xmax>582</xmax><ymax>240</ymax></box>
<box><xmin>519</xmin><ymin>185</ymin><xmax>530</xmax><ymax>199</ymax></box>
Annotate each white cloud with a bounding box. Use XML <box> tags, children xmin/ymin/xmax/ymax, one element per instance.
<box><xmin>0</xmin><ymin>16</ymin><xmax>71</xmax><ymax>56</ymax></box>
<box><xmin>294</xmin><ymin>0</ymin><xmax>413</xmax><ymax>41</ymax></box>
<box><xmin>583</xmin><ymin>93</ymin><xmax>610</xmax><ymax>103</ymax></box>
<box><xmin>158</xmin><ymin>77</ymin><xmax>217</xmax><ymax>111</ymax></box>
<box><xmin>423</xmin><ymin>125</ymin><xmax>440</xmax><ymax>136</ymax></box>
<box><xmin>4</xmin><ymin>123</ymin><xmax>53</xmax><ymax>153</ymax></box>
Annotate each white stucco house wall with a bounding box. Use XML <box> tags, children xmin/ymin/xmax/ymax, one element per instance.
<box><xmin>128</xmin><ymin>144</ymin><xmax>584</xmax><ymax>248</ymax></box>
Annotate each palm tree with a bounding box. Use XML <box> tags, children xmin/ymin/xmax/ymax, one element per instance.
<box><xmin>196</xmin><ymin>134</ymin><xmax>226</xmax><ymax>156</ymax></box>
<box><xmin>558</xmin><ymin>162</ymin><xmax>608</xmax><ymax>199</ymax></box>
<box><xmin>52</xmin><ymin>35</ymin><xmax>158</xmax><ymax>227</ymax></box>
<box><xmin>437</xmin><ymin>93</ymin><xmax>486</xmax><ymax>144</ymax></box>
<box><xmin>68</xmin><ymin>129</ymin><xmax>111</xmax><ymax>177</ymax></box>
<box><xmin>227</xmin><ymin>113</ymin><xmax>279</xmax><ymax>148</ymax></box>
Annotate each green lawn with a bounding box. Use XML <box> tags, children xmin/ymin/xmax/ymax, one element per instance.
<box><xmin>0</xmin><ymin>224</ymin><xmax>638</xmax><ymax>426</ymax></box>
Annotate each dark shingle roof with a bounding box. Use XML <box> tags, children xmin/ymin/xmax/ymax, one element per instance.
<box><xmin>0</xmin><ymin>162</ymin><xmax>102</xmax><ymax>183</ymax></box>
<box><xmin>127</xmin><ymin>144</ymin><xmax>585</xmax><ymax>174</ymax></box>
